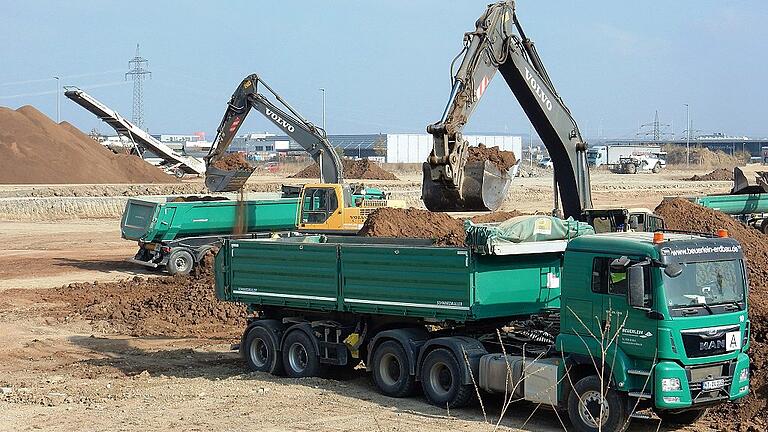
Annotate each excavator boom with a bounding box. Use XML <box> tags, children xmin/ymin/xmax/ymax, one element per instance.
<box><xmin>206</xmin><ymin>74</ymin><xmax>343</xmax><ymax>192</ymax></box>
<box><xmin>423</xmin><ymin>1</ymin><xmax>593</xmax><ymax>218</ymax></box>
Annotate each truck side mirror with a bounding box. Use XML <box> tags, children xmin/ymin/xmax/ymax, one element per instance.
<box><xmin>628</xmin><ymin>266</ymin><xmax>646</xmax><ymax>309</ymax></box>
<box><xmin>610</xmin><ymin>256</ymin><xmax>630</xmax><ymax>273</ymax></box>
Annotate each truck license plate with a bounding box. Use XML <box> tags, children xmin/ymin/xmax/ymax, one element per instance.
<box><xmin>702</xmin><ymin>379</ymin><xmax>725</xmax><ymax>391</ymax></box>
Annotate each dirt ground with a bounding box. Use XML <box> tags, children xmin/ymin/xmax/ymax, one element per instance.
<box><xmin>0</xmin><ymin>167</ymin><xmax>732</xmax><ymax>431</ymax></box>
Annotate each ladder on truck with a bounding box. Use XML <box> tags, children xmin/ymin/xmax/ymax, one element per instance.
<box><xmin>63</xmin><ymin>87</ymin><xmax>206</xmax><ymax>178</ymax></box>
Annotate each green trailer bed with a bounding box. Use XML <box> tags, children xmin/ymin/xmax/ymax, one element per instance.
<box><xmin>121</xmin><ymin>196</ymin><xmax>299</xmax><ymax>243</ymax></box>
<box><xmin>686</xmin><ymin>193</ymin><xmax>768</xmax><ymax>216</ymax></box>
<box><xmin>215</xmin><ymin>235</ymin><xmax>564</xmax><ymax>322</ymax></box>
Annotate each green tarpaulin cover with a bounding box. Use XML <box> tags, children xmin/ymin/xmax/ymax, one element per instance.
<box><xmin>465</xmin><ymin>215</ymin><xmax>594</xmax><ymax>254</ymax></box>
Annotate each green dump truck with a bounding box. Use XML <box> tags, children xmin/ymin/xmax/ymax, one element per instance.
<box><xmin>121</xmin><ymin>196</ymin><xmax>298</xmax><ymax>275</ymax></box>
<box><xmin>685</xmin><ymin>193</ymin><xmax>768</xmax><ymax>234</ymax></box>
<box><xmin>215</xmin><ymin>223</ymin><xmax>750</xmax><ymax>431</ymax></box>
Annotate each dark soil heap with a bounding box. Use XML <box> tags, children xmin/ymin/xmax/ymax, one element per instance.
<box><xmin>656</xmin><ymin>198</ymin><xmax>768</xmax><ymax>431</ymax></box>
<box><xmin>44</xmin><ymin>257</ymin><xmax>246</xmax><ymax>338</ymax></box>
<box><xmin>688</xmin><ymin>168</ymin><xmax>733</xmax><ymax>181</ymax></box>
<box><xmin>291</xmin><ymin>158</ymin><xmax>398</xmax><ymax>180</ymax></box>
<box><xmin>469</xmin><ymin>210</ymin><xmax>524</xmax><ymax>224</ymax></box>
<box><xmin>0</xmin><ymin>105</ymin><xmax>176</xmax><ymax>184</ymax></box>
<box><xmin>358</xmin><ymin>207</ymin><xmax>465</xmax><ymax>246</ymax></box>
<box><xmin>212</xmin><ymin>152</ymin><xmax>252</xmax><ymax>170</ymax></box>
<box><xmin>467</xmin><ymin>144</ymin><xmax>517</xmax><ymax>172</ymax></box>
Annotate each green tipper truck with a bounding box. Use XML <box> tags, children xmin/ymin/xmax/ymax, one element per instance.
<box><xmin>121</xmin><ymin>196</ymin><xmax>298</xmax><ymax>275</ymax></box>
<box><xmin>215</xmin><ymin>228</ymin><xmax>750</xmax><ymax>432</ymax></box>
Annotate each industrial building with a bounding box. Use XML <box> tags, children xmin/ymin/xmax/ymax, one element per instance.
<box><xmin>226</xmin><ymin>133</ymin><xmax>523</xmax><ymax>163</ymax></box>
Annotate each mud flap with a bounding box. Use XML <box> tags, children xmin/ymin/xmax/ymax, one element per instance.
<box><xmin>421</xmin><ymin>161</ymin><xmax>513</xmax><ymax>212</ymax></box>
<box><xmin>204</xmin><ymin>166</ymin><xmax>255</xmax><ymax>192</ymax></box>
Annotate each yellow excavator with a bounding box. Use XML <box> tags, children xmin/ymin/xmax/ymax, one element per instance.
<box><xmin>205</xmin><ymin>74</ymin><xmax>404</xmax><ymax>234</ymax></box>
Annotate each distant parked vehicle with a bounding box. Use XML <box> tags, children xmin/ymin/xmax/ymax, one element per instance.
<box><xmin>537</xmin><ymin>157</ymin><xmax>553</xmax><ymax>169</ymax></box>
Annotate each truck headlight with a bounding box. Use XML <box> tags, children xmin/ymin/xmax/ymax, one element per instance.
<box><xmin>740</xmin><ymin>368</ymin><xmax>749</xmax><ymax>382</ymax></box>
<box><xmin>661</xmin><ymin>378</ymin><xmax>681</xmax><ymax>392</ymax></box>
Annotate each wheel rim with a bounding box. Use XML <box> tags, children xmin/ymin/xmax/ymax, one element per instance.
<box><xmin>428</xmin><ymin>362</ymin><xmax>452</xmax><ymax>397</ymax></box>
<box><xmin>174</xmin><ymin>256</ymin><xmax>189</xmax><ymax>272</ymax></box>
<box><xmin>249</xmin><ymin>336</ymin><xmax>269</xmax><ymax>368</ymax></box>
<box><xmin>379</xmin><ymin>353</ymin><xmax>401</xmax><ymax>386</ymax></box>
<box><xmin>288</xmin><ymin>342</ymin><xmax>309</xmax><ymax>373</ymax></box>
<box><xmin>578</xmin><ymin>389</ymin><xmax>610</xmax><ymax>428</ymax></box>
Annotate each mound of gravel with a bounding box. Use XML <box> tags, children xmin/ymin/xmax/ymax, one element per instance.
<box><xmin>45</xmin><ymin>256</ymin><xmax>246</xmax><ymax>338</ymax></box>
<box><xmin>291</xmin><ymin>159</ymin><xmax>398</xmax><ymax>180</ymax></box>
<box><xmin>688</xmin><ymin>168</ymin><xmax>733</xmax><ymax>181</ymax></box>
<box><xmin>358</xmin><ymin>207</ymin><xmax>465</xmax><ymax>246</ymax></box>
<box><xmin>0</xmin><ymin>105</ymin><xmax>176</xmax><ymax>184</ymax></box>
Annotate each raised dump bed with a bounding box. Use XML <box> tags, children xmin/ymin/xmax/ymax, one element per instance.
<box><xmin>215</xmin><ymin>235</ymin><xmax>565</xmax><ymax>322</ymax></box>
<box><xmin>122</xmin><ymin>195</ymin><xmax>299</xmax><ymax>275</ymax></box>
<box><xmin>121</xmin><ymin>196</ymin><xmax>299</xmax><ymax>243</ymax></box>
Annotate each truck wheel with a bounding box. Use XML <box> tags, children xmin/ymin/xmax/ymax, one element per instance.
<box><xmin>652</xmin><ymin>163</ymin><xmax>661</xmax><ymax>173</ymax></box>
<box><xmin>760</xmin><ymin>219</ymin><xmax>768</xmax><ymax>235</ymax></box>
<box><xmin>655</xmin><ymin>408</ymin><xmax>707</xmax><ymax>426</ymax></box>
<box><xmin>244</xmin><ymin>325</ymin><xmax>283</xmax><ymax>375</ymax></box>
<box><xmin>173</xmin><ymin>168</ymin><xmax>185</xmax><ymax>179</ymax></box>
<box><xmin>567</xmin><ymin>375</ymin><xmax>628</xmax><ymax>432</ymax></box>
<box><xmin>625</xmin><ymin>163</ymin><xmax>637</xmax><ymax>174</ymax></box>
<box><xmin>419</xmin><ymin>348</ymin><xmax>473</xmax><ymax>408</ymax></box>
<box><xmin>282</xmin><ymin>331</ymin><xmax>322</xmax><ymax>378</ymax></box>
<box><xmin>372</xmin><ymin>340</ymin><xmax>416</xmax><ymax>398</ymax></box>
<box><xmin>166</xmin><ymin>249</ymin><xmax>194</xmax><ymax>275</ymax></box>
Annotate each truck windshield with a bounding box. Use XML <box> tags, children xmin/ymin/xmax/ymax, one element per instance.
<box><xmin>662</xmin><ymin>260</ymin><xmax>745</xmax><ymax>308</ymax></box>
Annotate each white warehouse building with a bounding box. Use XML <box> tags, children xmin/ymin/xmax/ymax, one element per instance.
<box><xmin>385</xmin><ymin>134</ymin><xmax>523</xmax><ymax>164</ymax></box>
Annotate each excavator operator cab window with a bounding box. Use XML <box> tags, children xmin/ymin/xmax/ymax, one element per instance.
<box><xmin>301</xmin><ymin>187</ymin><xmax>338</xmax><ymax>224</ymax></box>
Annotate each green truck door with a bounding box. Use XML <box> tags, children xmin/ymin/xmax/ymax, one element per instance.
<box><xmin>592</xmin><ymin>256</ymin><xmax>658</xmax><ymax>362</ymax></box>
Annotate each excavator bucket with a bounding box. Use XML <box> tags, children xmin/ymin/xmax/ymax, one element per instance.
<box><xmin>204</xmin><ymin>166</ymin><xmax>255</xmax><ymax>192</ymax></box>
<box><xmin>732</xmin><ymin>167</ymin><xmax>768</xmax><ymax>195</ymax></box>
<box><xmin>421</xmin><ymin>160</ymin><xmax>515</xmax><ymax>212</ymax></box>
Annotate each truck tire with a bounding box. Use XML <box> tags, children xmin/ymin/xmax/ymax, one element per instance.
<box><xmin>652</xmin><ymin>163</ymin><xmax>661</xmax><ymax>173</ymax></box>
<box><xmin>760</xmin><ymin>219</ymin><xmax>768</xmax><ymax>235</ymax></box>
<box><xmin>281</xmin><ymin>330</ymin><xmax>322</xmax><ymax>378</ymax></box>
<box><xmin>372</xmin><ymin>340</ymin><xmax>416</xmax><ymax>398</ymax></box>
<box><xmin>567</xmin><ymin>375</ymin><xmax>628</xmax><ymax>432</ymax></box>
<box><xmin>243</xmin><ymin>325</ymin><xmax>283</xmax><ymax>375</ymax></box>
<box><xmin>166</xmin><ymin>249</ymin><xmax>194</xmax><ymax>275</ymax></box>
<box><xmin>419</xmin><ymin>348</ymin><xmax>473</xmax><ymax>408</ymax></box>
<box><xmin>173</xmin><ymin>168</ymin><xmax>185</xmax><ymax>179</ymax></box>
<box><xmin>655</xmin><ymin>408</ymin><xmax>707</xmax><ymax>426</ymax></box>
<box><xmin>625</xmin><ymin>163</ymin><xmax>637</xmax><ymax>174</ymax></box>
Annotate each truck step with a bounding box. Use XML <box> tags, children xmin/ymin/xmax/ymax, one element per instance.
<box><xmin>627</xmin><ymin>369</ymin><xmax>651</xmax><ymax>376</ymax></box>
<box><xmin>628</xmin><ymin>391</ymin><xmax>652</xmax><ymax>399</ymax></box>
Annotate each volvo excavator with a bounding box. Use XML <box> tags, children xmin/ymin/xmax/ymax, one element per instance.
<box><xmin>205</xmin><ymin>74</ymin><xmax>403</xmax><ymax>233</ymax></box>
<box><xmin>423</xmin><ymin>0</ymin><xmax>645</xmax><ymax>231</ymax></box>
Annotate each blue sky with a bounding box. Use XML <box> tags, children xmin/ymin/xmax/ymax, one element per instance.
<box><xmin>1</xmin><ymin>1</ymin><xmax>766</xmax><ymax>139</ymax></box>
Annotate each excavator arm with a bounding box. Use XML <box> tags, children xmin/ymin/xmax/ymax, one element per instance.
<box><xmin>424</xmin><ymin>1</ymin><xmax>593</xmax><ymax>218</ymax></box>
<box><xmin>206</xmin><ymin>74</ymin><xmax>343</xmax><ymax>192</ymax></box>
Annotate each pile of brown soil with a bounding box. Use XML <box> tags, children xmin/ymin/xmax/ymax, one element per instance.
<box><xmin>688</xmin><ymin>168</ymin><xmax>733</xmax><ymax>181</ymax></box>
<box><xmin>43</xmin><ymin>260</ymin><xmax>246</xmax><ymax>338</ymax></box>
<box><xmin>291</xmin><ymin>159</ymin><xmax>398</xmax><ymax>180</ymax></box>
<box><xmin>655</xmin><ymin>198</ymin><xmax>768</xmax><ymax>431</ymax></box>
<box><xmin>467</xmin><ymin>144</ymin><xmax>517</xmax><ymax>172</ymax></box>
<box><xmin>212</xmin><ymin>152</ymin><xmax>251</xmax><ymax>170</ymax></box>
<box><xmin>358</xmin><ymin>207</ymin><xmax>465</xmax><ymax>246</ymax></box>
<box><xmin>664</xmin><ymin>145</ymin><xmax>750</xmax><ymax>168</ymax></box>
<box><xmin>0</xmin><ymin>105</ymin><xmax>176</xmax><ymax>184</ymax></box>
<box><xmin>469</xmin><ymin>210</ymin><xmax>525</xmax><ymax>224</ymax></box>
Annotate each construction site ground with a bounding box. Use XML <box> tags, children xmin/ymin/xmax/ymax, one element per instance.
<box><xmin>0</xmin><ymin>168</ymin><xmax>730</xmax><ymax>431</ymax></box>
